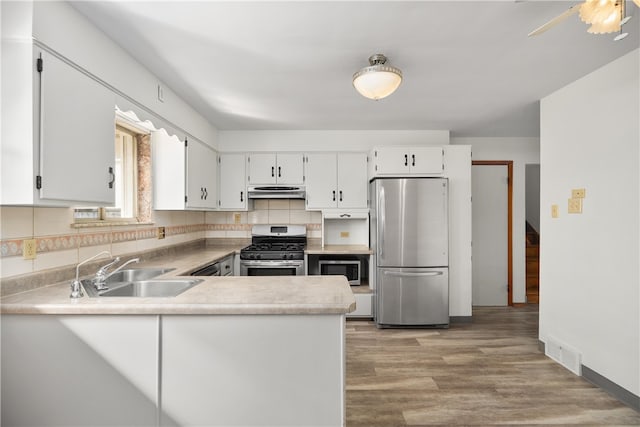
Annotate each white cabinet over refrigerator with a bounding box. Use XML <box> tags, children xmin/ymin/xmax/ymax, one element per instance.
<box><xmin>370</xmin><ymin>146</ymin><xmax>444</xmax><ymax>177</ymax></box>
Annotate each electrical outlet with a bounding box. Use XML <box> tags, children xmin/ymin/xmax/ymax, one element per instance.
<box><xmin>568</xmin><ymin>198</ymin><xmax>582</xmax><ymax>214</ymax></box>
<box><xmin>157</xmin><ymin>226</ymin><xmax>166</xmax><ymax>239</ymax></box>
<box><xmin>23</xmin><ymin>239</ymin><xmax>37</xmax><ymax>259</ymax></box>
<box><xmin>234</xmin><ymin>213</ymin><xmax>241</xmax><ymax>224</ymax></box>
<box><xmin>572</xmin><ymin>188</ymin><xmax>586</xmax><ymax>199</ymax></box>
<box><xmin>340</xmin><ymin>231</ymin><xmax>350</xmax><ymax>238</ymax></box>
<box><xmin>551</xmin><ymin>204</ymin><xmax>559</xmax><ymax>218</ymax></box>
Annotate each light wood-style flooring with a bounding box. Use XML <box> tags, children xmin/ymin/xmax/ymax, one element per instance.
<box><xmin>346</xmin><ymin>305</ymin><xmax>640</xmax><ymax>426</ymax></box>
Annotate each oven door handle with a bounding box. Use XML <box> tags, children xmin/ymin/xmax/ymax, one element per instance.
<box><xmin>241</xmin><ymin>260</ymin><xmax>303</xmax><ymax>267</ymax></box>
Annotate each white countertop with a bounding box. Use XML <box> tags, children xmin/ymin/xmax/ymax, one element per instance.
<box><xmin>0</xmin><ymin>248</ymin><xmax>356</xmax><ymax>316</ymax></box>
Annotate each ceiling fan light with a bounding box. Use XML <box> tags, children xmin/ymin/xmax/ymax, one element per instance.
<box><xmin>587</xmin><ymin>18</ymin><xmax>621</xmax><ymax>33</ymax></box>
<box><xmin>352</xmin><ymin>54</ymin><xmax>402</xmax><ymax>100</ymax></box>
<box><xmin>579</xmin><ymin>0</ymin><xmax>618</xmax><ymax>24</ymax></box>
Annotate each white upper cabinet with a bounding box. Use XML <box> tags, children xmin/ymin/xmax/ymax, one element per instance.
<box><xmin>152</xmin><ymin>132</ymin><xmax>217</xmax><ymax>210</ymax></box>
<box><xmin>371</xmin><ymin>146</ymin><xmax>444</xmax><ymax>176</ymax></box>
<box><xmin>1</xmin><ymin>44</ymin><xmax>116</xmax><ymax>205</ymax></box>
<box><xmin>305</xmin><ymin>152</ymin><xmax>368</xmax><ymax>210</ymax></box>
<box><xmin>186</xmin><ymin>138</ymin><xmax>217</xmax><ymax>210</ymax></box>
<box><xmin>218</xmin><ymin>153</ymin><xmax>247</xmax><ymax>210</ymax></box>
<box><xmin>247</xmin><ymin>153</ymin><xmax>304</xmax><ymax>185</ymax></box>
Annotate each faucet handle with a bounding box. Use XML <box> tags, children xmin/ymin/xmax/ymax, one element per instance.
<box><xmin>96</xmin><ymin>257</ymin><xmax>121</xmax><ymax>276</ymax></box>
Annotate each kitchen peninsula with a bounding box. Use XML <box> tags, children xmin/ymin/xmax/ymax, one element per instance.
<box><xmin>1</xmin><ymin>250</ymin><xmax>355</xmax><ymax>427</ymax></box>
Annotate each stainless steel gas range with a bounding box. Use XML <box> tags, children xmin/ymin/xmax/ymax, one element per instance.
<box><xmin>239</xmin><ymin>225</ymin><xmax>307</xmax><ymax>276</ymax></box>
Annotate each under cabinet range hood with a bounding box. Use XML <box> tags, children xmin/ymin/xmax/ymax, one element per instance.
<box><xmin>247</xmin><ymin>186</ymin><xmax>306</xmax><ymax>199</ymax></box>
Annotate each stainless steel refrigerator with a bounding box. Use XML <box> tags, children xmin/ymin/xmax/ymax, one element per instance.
<box><xmin>370</xmin><ymin>177</ymin><xmax>449</xmax><ymax>327</ymax></box>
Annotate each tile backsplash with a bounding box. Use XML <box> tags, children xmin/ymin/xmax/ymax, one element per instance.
<box><xmin>0</xmin><ymin>200</ymin><xmax>322</xmax><ymax>280</ymax></box>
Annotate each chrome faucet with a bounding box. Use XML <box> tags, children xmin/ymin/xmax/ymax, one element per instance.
<box><xmin>70</xmin><ymin>251</ymin><xmax>112</xmax><ymax>298</ymax></box>
<box><xmin>93</xmin><ymin>257</ymin><xmax>140</xmax><ymax>291</ymax></box>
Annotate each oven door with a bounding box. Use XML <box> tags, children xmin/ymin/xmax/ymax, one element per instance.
<box><xmin>240</xmin><ymin>260</ymin><xmax>304</xmax><ymax>276</ymax></box>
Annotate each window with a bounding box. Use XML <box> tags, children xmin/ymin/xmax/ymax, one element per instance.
<box><xmin>112</xmin><ymin>125</ymin><xmax>138</xmax><ymax>219</ymax></box>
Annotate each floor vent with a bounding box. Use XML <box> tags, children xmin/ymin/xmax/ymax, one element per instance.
<box><xmin>545</xmin><ymin>336</ymin><xmax>582</xmax><ymax>375</ymax></box>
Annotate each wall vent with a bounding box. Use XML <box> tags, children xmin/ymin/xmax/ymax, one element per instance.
<box><xmin>545</xmin><ymin>336</ymin><xmax>582</xmax><ymax>376</ymax></box>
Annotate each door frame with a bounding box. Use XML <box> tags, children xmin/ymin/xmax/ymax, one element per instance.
<box><xmin>472</xmin><ymin>160</ymin><xmax>514</xmax><ymax>306</ymax></box>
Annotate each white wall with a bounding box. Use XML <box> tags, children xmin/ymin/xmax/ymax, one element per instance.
<box><xmin>218</xmin><ymin>130</ymin><xmax>449</xmax><ymax>152</ymax></box>
<box><xmin>539</xmin><ymin>49</ymin><xmax>639</xmax><ymax>395</ymax></box>
<box><xmin>451</xmin><ymin>137</ymin><xmax>540</xmax><ymax>303</ymax></box>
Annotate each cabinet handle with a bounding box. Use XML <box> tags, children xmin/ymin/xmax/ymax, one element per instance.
<box><xmin>339</xmin><ymin>190</ymin><xmax>343</xmax><ymax>202</ymax></box>
<box><xmin>340</xmin><ymin>213</ymin><xmax>351</xmax><ymax>218</ymax></box>
<box><xmin>271</xmin><ymin>166</ymin><xmax>275</xmax><ymax>177</ymax></box>
<box><xmin>108</xmin><ymin>167</ymin><xmax>115</xmax><ymax>189</ymax></box>
<box><xmin>204</xmin><ymin>188</ymin><xmax>208</xmax><ymax>200</ymax></box>
<box><xmin>404</xmin><ymin>154</ymin><xmax>408</xmax><ymax>166</ymax></box>
<box><xmin>278</xmin><ymin>166</ymin><xmax>281</xmax><ymax>178</ymax></box>
<box><xmin>200</xmin><ymin>187</ymin><xmax>204</xmax><ymax>199</ymax></box>
<box><xmin>240</xmin><ymin>191</ymin><xmax>244</xmax><ymax>202</ymax></box>
<box><xmin>412</xmin><ymin>154</ymin><xmax>416</xmax><ymax>167</ymax></box>
<box><xmin>332</xmin><ymin>190</ymin><xmax>336</xmax><ymax>201</ymax></box>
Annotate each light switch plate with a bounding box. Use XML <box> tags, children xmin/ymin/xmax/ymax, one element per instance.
<box><xmin>157</xmin><ymin>226</ymin><xmax>166</xmax><ymax>239</ymax></box>
<box><xmin>551</xmin><ymin>204</ymin><xmax>559</xmax><ymax>218</ymax></box>
<box><xmin>340</xmin><ymin>231</ymin><xmax>350</xmax><ymax>238</ymax></box>
<box><xmin>568</xmin><ymin>198</ymin><xmax>582</xmax><ymax>214</ymax></box>
<box><xmin>572</xmin><ymin>188</ymin><xmax>586</xmax><ymax>199</ymax></box>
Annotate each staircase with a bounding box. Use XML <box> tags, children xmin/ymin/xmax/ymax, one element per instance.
<box><xmin>526</xmin><ymin>222</ymin><xmax>539</xmax><ymax>304</ymax></box>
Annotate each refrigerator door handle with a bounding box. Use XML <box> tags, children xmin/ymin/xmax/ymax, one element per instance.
<box><xmin>379</xmin><ymin>186</ymin><xmax>385</xmax><ymax>261</ymax></box>
<box><xmin>383</xmin><ymin>271</ymin><xmax>444</xmax><ymax>277</ymax></box>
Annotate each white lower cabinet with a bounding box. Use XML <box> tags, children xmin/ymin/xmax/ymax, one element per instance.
<box><xmin>161</xmin><ymin>315</ymin><xmax>345</xmax><ymax>427</ymax></box>
<box><xmin>349</xmin><ymin>293</ymin><xmax>373</xmax><ymax>318</ymax></box>
<box><xmin>1</xmin><ymin>315</ymin><xmax>159</xmax><ymax>427</ymax></box>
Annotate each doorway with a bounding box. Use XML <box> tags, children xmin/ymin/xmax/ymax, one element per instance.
<box><xmin>472</xmin><ymin>161</ymin><xmax>513</xmax><ymax>306</ymax></box>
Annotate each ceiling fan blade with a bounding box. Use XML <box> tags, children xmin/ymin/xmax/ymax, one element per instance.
<box><xmin>528</xmin><ymin>4</ymin><xmax>582</xmax><ymax>37</ymax></box>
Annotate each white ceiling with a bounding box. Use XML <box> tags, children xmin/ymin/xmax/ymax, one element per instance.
<box><xmin>71</xmin><ymin>1</ymin><xmax>639</xmax><ymax>137</ymax></box>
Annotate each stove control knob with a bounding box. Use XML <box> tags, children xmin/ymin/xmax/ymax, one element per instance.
<box><xmin>256</xmin><ymin>254</ymin><xmax>261</xmax><ymax>260</ymax></box>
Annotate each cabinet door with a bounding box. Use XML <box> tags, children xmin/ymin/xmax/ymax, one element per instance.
<box><xmin>218</xmin><ymin>153</ymin><xmax>247</xmax><ymax>210</ymax></box>
<box><xmin>372</xmin><ymin>147</ymin><xmax>410</xmax><ymax>175</ymax></box>
<box><xmin>410</xmin><ymin>147</ymin><xmax>444</xmax><ymax>174</ymax></box>
<box><xmin>186</xmin><ymin>139</ymin><xmax>217</xmax><ymax>209</ymax></box>
<box><xmin>152</xmin><ymin>131</ymin><xmax>186</xmax><ymax>210</ymax></box>
<box><xmin>247</xmin><ymin>153</ymin><xmax>277</xmax><ymax>184</ymax></box>
<box><xmin>39</xmin><ymin>50</ymin><xmax>116</xmax><ymax>204</ymax></box>
<box><xmin>305</xmin><ymin>153</ymin><xmax>337</xmax><ymax>209</ymax></box>
<box><xmin>2</xmin><ymin>315</ymin><xmax>159</xmax><ymax>427</ymax></box>
<box><xmin>276</xmin><ymin>153</ymin><xmax>304</xmax><ymax>184</ymax></box>
<box><xmin>337</xmin><ymin>153</ymin><xmax>368</xmax><ymax>208</ymax></box>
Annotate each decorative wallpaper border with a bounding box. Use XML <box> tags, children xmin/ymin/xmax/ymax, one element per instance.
<box><xmin>0</xmin><ymin>223</ymin><xmax>321</xmax><ymax>258</ymax></box>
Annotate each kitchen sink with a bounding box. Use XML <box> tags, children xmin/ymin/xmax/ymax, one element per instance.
<box><xmin>97</xmin><ymin>279</ymin><xmax>203</xmax><ymax>298</ymax></box>
<box><xmin>80</xmin><ymin>267</ymin><xmax>201</xmax><ymax>297</ymax></box>
<box><xmin>104</xmin><ymin>267</ymin><xmax>175</xmax><ymax>284</ymax></box>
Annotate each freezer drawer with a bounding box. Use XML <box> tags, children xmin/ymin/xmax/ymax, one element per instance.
<box><xmin>376</xmin><ymin>267</ymin><xmax>449</xmax><ymax>327</ymax></box>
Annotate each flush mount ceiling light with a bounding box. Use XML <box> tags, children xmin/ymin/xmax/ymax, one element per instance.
<box><xmin>352</xmin><ymin>54</ymin><xmax>402</xmax><ymax>100</ymax></box>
